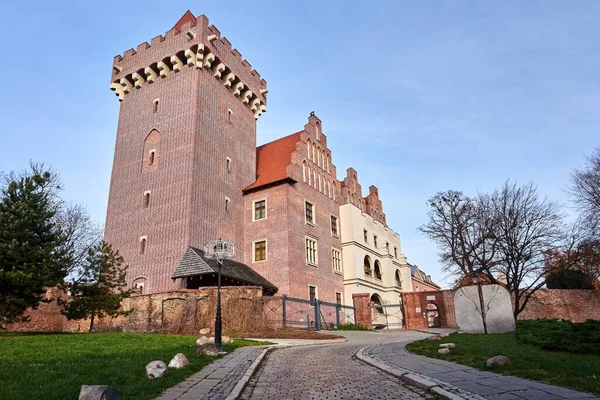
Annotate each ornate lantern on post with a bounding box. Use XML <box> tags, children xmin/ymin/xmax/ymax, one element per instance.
<box><xmin>204</xmin><ymin>239</ymin><xmax>235</xmax><ymax>353</ymax></box>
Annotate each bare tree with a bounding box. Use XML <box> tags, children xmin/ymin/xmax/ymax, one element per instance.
<box><xmin>489</xmin><ymin>181</ymin><xmax>563</xmax><ymax>319</ymax></box>
<box><xmin>570</xmin><ymin>148</ymin><xmax>600</xmax><ymax>231</ymax></box>
<box><xmin>419</xmin><ymin>190</ymin><xmax>500</xmax><ymax>332</ymax></box>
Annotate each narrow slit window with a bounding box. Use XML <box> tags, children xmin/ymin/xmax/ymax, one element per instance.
<box><xmin>226</xmin><ymin>157</ymin><xmax>232</xmax><ymax>173</ymax></box>
<box><xmin>228</xmin><ymin>109</ymin><xmax>233</xmax><ymax>123</ymax></box>
<box><xmin>225</xmin><ymin>197</ymin><xmax>230</xmax><ymax>213</ymax></box>
<box><xmin>143</xmin><ymin>191</ymin><xmax>151</xmax><ymax>207</ymax></box>
<box><xmin>140</xmin><ymin>236</ymin><xmax>147</xmax><ymax>255</ymax></box>
<box><xmin>149</xmin><ymin>150</ymin><xmax>156</xmax><ymax>165</ymax></box>
<box><xmin>153</xmin><ymin>98</ymin><xmax>159</xmax><ymax>113</ymax></box>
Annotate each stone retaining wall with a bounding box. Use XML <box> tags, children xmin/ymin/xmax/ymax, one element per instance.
<box><xmin>515</xmin><ymin>289</ymin><xmax>600</xmax><ymax>322</ymax></box>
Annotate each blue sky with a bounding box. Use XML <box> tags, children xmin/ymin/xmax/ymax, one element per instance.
<box><xmin>1</xmin><ymin>1</ymin><xmax>599</xmax><ymax>288</ymax></box>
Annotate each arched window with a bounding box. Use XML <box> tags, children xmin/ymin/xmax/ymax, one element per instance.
<box><xmin>318</xmin><ymin>173</ymin><xmax>322</xmax><ymax>192</ymax></box>
<box><xmin>313</xmin><ymin>169</ymin><xmax>317</xmax><ymax>189</ymax></box>
<box><xmin>307</xmin><ymin>139</ymin><xmax>311</xmax><ymax>159</ymax></box>
<box><xmin>364</xmin><ymin>255</ymin><xmax>372</xmax><ymax>277</ymax></box>
<box><xmin>303</xmin><ymin>161</ymin><xmax>307</xmax><ymax>183</ymax></box>
<box><xmin>370</xmin><ymin>293</ymin><xmax>384</xmax><ymax>314</ymax></box>
<box><xmin>322</xmin><ymin>150</ymin><xmax>326</xmax><ymax>170</ymax></box>
<box><xmin>142</xmin><ymin>129</ymin><xmax>161</xmax><ymax>173</ymax></box>
<box><xmin>312</xmin><ymin>143</ymin><xmax>316</xmax><ymax>162</ymax></box>
<box><xmin>326</xmin><ymin>154</ymin><xmax>331</xmax><ymax>173</ymax></box>
<box><xmin>316</xmin><ymin>122</ymin><xmax>320</xmax><ymax>140</ymax></box>
<box><xmin>307</xmin><ymin>167</ymin><xmax>312</xmax><ymax>186</ymax></box>
<box><xmin>374</xmin><ymin>260</ymin><xmax>382</xmax><ymax>280</ymax></box>
<box><xmin>327</xmin><ymin>181</ymin><xmax>331</xmax><ymax>198</ymax></box>
<box><xmin>395</xmin><ymin>270</ymin><xmax>401</xmax><ymax>287</ymax></box>
<box><xmin>317</xmin><ymin>146</ymin><xmax>321</xmax><ymax>167</ymax></box>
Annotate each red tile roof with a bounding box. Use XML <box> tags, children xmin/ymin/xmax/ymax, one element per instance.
<box><xmin>244</xmin><ymin>131</ymin><xmax>302</xmax><ymax>192</ymax></box>
<box><xmin>173</xmin><ymin>10</ymin><xmax>197</xmax><ymax>30</ymax></box>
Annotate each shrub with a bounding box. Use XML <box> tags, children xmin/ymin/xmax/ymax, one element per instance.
<box><xmin>516</xmin><ymin>319</ymin><xmax>600</xmax><ymax>355</ymax></box>
<box><xmin>334</xmin><ymin>323</ymin><xmax>370</xmax><ymax>331</ymax></box>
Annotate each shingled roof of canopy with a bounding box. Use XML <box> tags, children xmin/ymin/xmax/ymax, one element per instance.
<box><xmin>172</xmin><ymin>246</ymin><xmax>278</xmax><ymax>293</ymax></box>
<box><xmin>243</xmin><ymin>131</ymin><xmax>302</xmax><ymax>192</ymax></box>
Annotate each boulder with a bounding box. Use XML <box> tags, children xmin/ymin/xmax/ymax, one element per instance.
<box><xmin>196</xmin><ymin>336</ymin><xmax>212</xmax><ymax>346</ymax></box>
<box><xmin>222</xmin><ymin>336</ymin><xmax>234</xmax><ymax>344</ymax></box>
<box><xmin>199</xmin><ymin>328</ymin><xmax>211</xmax><ymax>335</ymax></box>
<box><xmin>429</xmin><ymin>335</ymin><xmax>442</xmax><ymax>341</ymax></box>
<box><xmin>79</xmin><ymin>385</ymin><xmax>120</xmax><ymax>400</ymax></box>
<box><xmin>487</xmin><ymin>355</ymin><xmax>511</xmax><ymax>368</ymax></box>
<box><xmin>168</xmin><ymin>353</ymin><xmax>189</xmax><ymax>369</ymax></box>
<box><xmin>197</xmin><ymin>343</ymin><xmax>219</xmax><ymax>356</ymax></box>
<box><xmin>146</xmin><ymin>360</ymin><xmax>168</xmax><ymax>379</ymax></box>
<box><xmin>440</xmin><ymin>333</ymin><xmax>449</xmax><ymax>338</ymax></box>
<box><xmin>438</xmin><ymin>348</ymin><xmax>450</xmax><ymax>355</ymax></box>
<box><xmin>439</xmin><ymin>343</ymin><xmax>456</xmax><ymax>349</ymax></box>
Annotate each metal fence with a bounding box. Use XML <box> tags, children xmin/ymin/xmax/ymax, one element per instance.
<box><xmin>370</xmin><ymin>303</ymin><xmax>404</xmax><ymax>329</ymax></box>
<box><xmin>262</xmin><ymin>295</ymin><xmax>355</xmax><ymax>331</ymax></box>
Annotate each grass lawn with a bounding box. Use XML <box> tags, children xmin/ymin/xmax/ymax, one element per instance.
<box><xmin>0</xmin><ymin>332</ymin><xmax>270</xmax><ymax>400</ymax></box>
<box><xmin>406</xmin><ymin>322</ymin><xmax>600</xmax><ymax>396</ymax></box>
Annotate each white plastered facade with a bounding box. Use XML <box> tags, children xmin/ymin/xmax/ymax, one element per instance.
<box><xmin>339</xmin><ymin>203</ymin><xmax>412</xmax><ymax>327</ymax></box>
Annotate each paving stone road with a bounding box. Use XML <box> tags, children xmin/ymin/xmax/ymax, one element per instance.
<box><xmin>240</xmin><ymin>331</ymin><xmax>438</xmax><ymax>400</ymax></box>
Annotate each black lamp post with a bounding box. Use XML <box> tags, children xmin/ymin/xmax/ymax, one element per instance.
<box><xmin>204</xmin><ymin>239</ymin><xmax>235</xmax><ymax>353</ymax></box>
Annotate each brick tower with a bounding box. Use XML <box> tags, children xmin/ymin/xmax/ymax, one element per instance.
<box><xmin>104</xmin><ymin>11</ymin><xmax>267</xmax><ymax>293</ymax></box>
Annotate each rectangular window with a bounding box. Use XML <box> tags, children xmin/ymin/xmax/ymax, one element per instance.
<box><xmin>253</xmin><ymin>240</ymin><xmax>266</xmax><ymax>262</ymax></box>
<box><xmin>373</xmin><ymin>235</ymin><xmax>378</xmax><ymax>248</ymax></box>
<box><xmin>363</xmin><ymin>229</ymin><xmax>368</xmax><ymax>243</ymax></box>
<box><xmin>330</xmin><ymin>215</ymin><xmax>338</xmax><ymax>237</ymax></box>
<box><xmin>309</xmin><ymin>285</ymin><xmax>317</xmax><ymax>303</ymax></box>
<box><xmin>386</xmin><ymin>242</ymin><xmax>390</xmax><ymax>253</ymax></box>
<box><xmin>332</xmin><ymin>248</ymin><xmax>342</xmax><ymax>274</ymax></box>
<box><xmin>306</xmin><ymin>237</ymin><xmax>317</xmax><ymax>265</ymax></box>
<box><xmin>336</xmin><ymin>292</ymin><xmax>342</xmax><ymax>305</ymax></box>
<box><xmin>305</xmin><ymin>201</ymin><xmax>314</xmax><ymax>225</ymax></box>
<box><xmin>394</xmin><ymin>247</ymin><xmax>398</xmax><ymax>259</ymax></box>
<box><xmin>253</xmin><ymin>199</ymin><xmax>266</xmax><ymax>221</ymax></box>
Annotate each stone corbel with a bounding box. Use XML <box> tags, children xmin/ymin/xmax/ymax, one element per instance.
<box><xmin>157</xmin><ymin>61</ymin><xmax>171</xmax><ymax>78</ymax></box>
<box><xmin>260</xmin><ymin>88</ymin><xmax>268</xmax><ymax>95</ymax></box>
<box><xmin>170</xmin><ymin>55</ymin><xmax>184</xmax><ymax>72</ymax></box>
<box><xmin>186</xmin><ymin>30</ymin><xmax>196</xmax><ymax>40</ymax></box>
<box><xmin>144</xmin><ymin>66</ymin><xmax>158</xmax><ymax>83</ymax></box>
<box><xmin>132</xmin><ymin>72</ymin><xmax>145</xmax><ymax>88</ymax></box>
<box><xmin>255</xmin><ymin>103</ymin><xmax>267</xmax><ymax>119</ymax></box>
<box><xmin>120</xmin><ymin>77</ymin><xmax>133</xmax><ymax>94</ymax></box>
<box><xmin>212</xmin><ymin>62</ymin><xmax>225</xmax><ymax>78</ymax></box>
<box><xmin>113</xmin><ymin>64</ymin><xmax>122</xmax><ymax>73</ymax></box>
<box><xmin>241</xmin><ymin>89</ymin><xmax>253</xmax><ymax>104</ymax></box>
<box><xmin>207</xmin><ymin>34</ymin><xmax>218</xmax><ymax>42</ymax></box>
<box><xmin>109</xmin><ymin>82</ymin><xmax>124</xmax><ymax>101</ymax></box>
<box><xmin>223</xmin><ymin>72</ymin><xmax>235</xmax><ymax>87</ymax></box>
<box><xmin>233</xmin><ymin>82</ymin><xmax>245</xmax><ymax>96</ymax></box>
<box><xmin>250</xmin><ymin>98</ymin><xmax>260</xmax><ymax>112</ymax></box>
<box><xmin>185</xmin><ymin>44</ymin><xmax>204</xmax><ymax>68</ymax></box>
<box><xmin>203</xmin><ymin>52</ymin><xmax>215</xmax><ymax>68</ymax></box>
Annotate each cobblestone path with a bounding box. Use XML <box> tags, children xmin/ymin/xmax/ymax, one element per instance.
<box><xmin>240</xmin><ymin>331</ymin><xmax>437</xmax><ymax>400</ymax></box>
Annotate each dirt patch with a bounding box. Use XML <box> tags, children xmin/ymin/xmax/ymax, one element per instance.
<box><xmin>227</xmin><ymin>329</ymin><xmax>344</xmax><ymax>340</ymax></box>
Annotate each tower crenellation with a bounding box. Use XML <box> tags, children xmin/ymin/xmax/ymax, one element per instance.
<box><xmin>110</xmin><ymin>11</ymin><xmax>267</xmax><ymax>119</ymax></box>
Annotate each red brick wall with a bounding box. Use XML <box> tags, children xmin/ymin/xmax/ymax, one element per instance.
<box><xmin>516</xmin><ymin>289</ymin><xmax>600</xmax><ymax>322</ymax></box>
<box><xmin>5</xmin><ymin>287</ymin><xmax>266</xmax><ymax>334</ymax></box>
<box><xmin>242</xmin><ymin>116</ymin><xmax>344</xmax><ymax>303</ymax></box>
<box><xmin>403</xmin><ymin>290</ymin><xmax>457</xmax><ymax>329</ymax></box>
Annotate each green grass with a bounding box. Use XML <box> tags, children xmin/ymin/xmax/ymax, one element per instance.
<box><xmin>333</xmin><ymin>323</ymin><xmax>371</xmax><ymax>331</ymax></box>
<box><xmin>516</xmin><ymin>319</ymin><xmax>600</xmax><ymax>355</ymax></box>
<box><xmin>406</xmin><ymin>325</ymin><xmax>600</xmax><ymax>396</ymax></box>
<box><xmin>0</xmin><ymin>332</ymin><xmax>271</xmax><ymax>400</ymax></box>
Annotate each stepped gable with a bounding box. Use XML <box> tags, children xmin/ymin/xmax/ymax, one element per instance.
<box><xmin>365</xmin><ymin>185</ymin><xmax>386</xmax><ymax>225</ymax></box>
<box><xmin>244</xmin><ymin>131</ymin><xmax>302</xmax><ymax>193</ymax></box>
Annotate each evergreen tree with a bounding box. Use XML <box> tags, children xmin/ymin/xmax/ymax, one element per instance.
<box><xmin>59</xmin><ymin>242</ymin><xmax>134</xmax><ymax>332</ymax></box>
<box><xmin>0</xmin><ymin>172</ymin><xmax>70</xmax><ymax>328</ymax></box>
<box><xmin>546</xmin><ymin>268</ymin><xmax>595</xmax><ymax>290</ymax></box>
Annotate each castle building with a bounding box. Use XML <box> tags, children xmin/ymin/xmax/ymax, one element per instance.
<box><xmin>104</xmin><ymin>11</ymin><xmax>437</xmax><ymax>308</ymax></box>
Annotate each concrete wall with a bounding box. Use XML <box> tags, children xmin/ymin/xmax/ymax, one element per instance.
<box><xmin>454</xmin><ymin>284</ymin><xmax>516</xmax><ymax>334</ymax></box>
